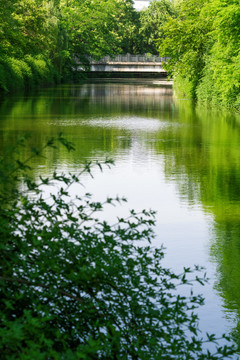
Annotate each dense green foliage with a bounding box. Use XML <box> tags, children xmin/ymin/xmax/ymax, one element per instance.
<box><xmin>0</xmin><ymin>136</ymin><xmax>239</xmax><ymax>359</ymax></box>
<box><xmin>0</xmin><ymin>0</ymin><xmax>60</xmax><ymax>91</ymax></box>
<box><xmin>139</xmin><ymin>0</ymin><xmax>176</xmax><ymax>54</ymax></box>
<box><xmin>0</xmin><ymin>0</ymin><xmax>140</xmax><ymax>92</ymax></box>
<box><xmin>159</xmin><ymin>0</ymin><xmax>240</xmax><ymax>107</ymax></box>
<box><xmin>2</xmin><ymin>0</ymin><xmax>240</xmax><ymax>106</ymax></box>
<box><xmin>0</xmin><ymin>0</ymin><xmax>181</xmax><ymax>92</ymax></box>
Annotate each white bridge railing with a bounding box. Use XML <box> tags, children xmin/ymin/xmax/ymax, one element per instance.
<box><xmin>90</xmin><ymin>54</ymin><xmax>168</xmax><ymax>63</ymax></box>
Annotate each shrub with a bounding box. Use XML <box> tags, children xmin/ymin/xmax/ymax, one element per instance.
<box><xmin>173</xmin><ymin>73</ymin><xmax>195</xmax><ymax>99</ymax></box>
<box><xmin>24</xmin><ymin>54</ymin><xmax>55</xmax><ymax>86</ymax></box>
<box><xmin>0</xmin><ymin>62</ymin><xmax>8</xmax><ymax>92</ymax></box>
<box><xmin>0</xmin><ymin>55</ymin><xmax>57</xmax><ymax>93</ymax></box>
<box><xmin>0</xmin><ymin>56</ymin><xmax>25</xmax><ymax>92</ymax></box>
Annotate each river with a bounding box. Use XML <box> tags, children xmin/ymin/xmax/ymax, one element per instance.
<box><xmin>1</xmin><ymin>78</ymin><xmax>240</xmax><ymax>348</ymax></box>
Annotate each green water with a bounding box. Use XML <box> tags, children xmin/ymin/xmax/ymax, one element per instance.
<box><xmin>1</xmin><ymin>78</ymin><xmax>240</xmax><ymax>343</ymax></box>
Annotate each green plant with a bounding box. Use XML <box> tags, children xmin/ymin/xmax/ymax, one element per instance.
<box><xmin>139</xmin><ymin>0</ymin><xmax>176</xmax><ymax>55</ymax></box>
<box><xmin>0</xmin><ymin>136</ymin><xmax>239</xmax><ymax>359</ymax></box>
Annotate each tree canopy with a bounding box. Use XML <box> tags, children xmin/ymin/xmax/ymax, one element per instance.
<box><xmin>139</xmin><ymin>0</ymin><xmax>176</xmax><ymax>55</ymax></box>
<box><xmin>159</xmin><ymin>0</ymin><xmax>240</xmax><ymax>107</ymax></box>
<box><xmin>0</xmin><ymin>0</ymin><xmax>140</xmax><ymax>92</ymax></box>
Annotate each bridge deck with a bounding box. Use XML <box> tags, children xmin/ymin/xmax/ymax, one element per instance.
<box><xmin>91</xmin><ymin>61</ymin><xmax>163</xmax><ymax>65</ymax></box>
<box><xmin>89</xmin><ymin>62</ymin><xmax>166</xmax><ymax>73</ymax></box>
<box><xmin>75</xmin><ymin>55</ymin><xmax>168</xmax><ymax>74</ymax></box>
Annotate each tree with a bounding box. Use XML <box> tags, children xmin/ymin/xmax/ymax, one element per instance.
<box><xmin>0</xmin><ymin>0</ymin><xmax>19</xmax><ymax>57</ymax></box>
<box><xmin>0</xmin><ymin>0</ymin><xmax>60</xmax><ymax>91</ymax></box>
<box><xmin>196</xmin><ymin>0</ymin><xmax>240</xmax><ymax>106</ymax></box>
<box><xmin>159</xmin><ymin>0</ymin><xmax>240</xmax><ymax>107</ymax></box>
<box><xmin>0</xmin><ymin>0</ymin><xmax>141</xmax><ymax>90</ymax></box>
<box><xmin>159</xmin><ymin>0</ymin><xmax>213</xmax><ymax>98</ymax></box>
<box><xmin>60</xmin><ymin>0</ymin><xmax>139</xmax><ymax>61</ymax></box>
<box><xmin>0</xmin><ymin>136</ymin><xmax>238</xmax><ymax>359</ymax></box>
<box><xmin>139</xmin><ymin>0</ymin><xmax>176</xmax><ymax>55</ymax></box>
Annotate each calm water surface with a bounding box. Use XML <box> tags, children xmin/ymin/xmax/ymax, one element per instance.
<box><xmin>1</xmin><ymin>78</ymin><xmax>240</xmax><ymax>346</ymax></box>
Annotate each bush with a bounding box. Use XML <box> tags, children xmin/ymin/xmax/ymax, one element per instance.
<box><xmin>196</xmin><ymin>50</ymin><xmax>240</xmax><ymax>107</ymax></box>
<box><xmin>0</xmin><ymin>56</ymin><xmax>25</xmax><ymax>92</ymax></box>
<box><xmin>0</xmin><ymin>55</ymin><xmax>58</xmax><ymax>93</ymax></box>
<box><xmin>24</xmin><ymin>54</ymin><xmax>56</xmax><ymax>86</ymax></box>
<box><xmin>173</xmin><ymin>73</ymin><xmax>195</xmax><ymax>99</ymax></box>
<box><xmin>196</xmin><ymin>68</ymin><xmax>217</xmax><ymax>105</ymax></box>
<box><xmin>0</xmin><ymin>136</ymin><xmax>239</xmax><ymax>359</ymax></box>
<box><xmin>0</xmin><ymin>62</ymin><xmax>8</xmax><ymax>92</ymax></box>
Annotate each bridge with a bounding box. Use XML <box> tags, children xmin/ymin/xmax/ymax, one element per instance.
<box><xmin>76</xmin><ymin>54</ymin><xmax>168</xmax><ymax>77</ymax></box>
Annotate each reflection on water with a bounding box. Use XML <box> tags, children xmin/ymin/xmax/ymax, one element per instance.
<box><xmin>1</xmin><ymin>78</ymin><xmax>240</xmax><ymax>348</ymax></box>
<box><xmin>80</xmin><ymin>116</ymin><xmax>171</xmax><ymax>131</ymax></box>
